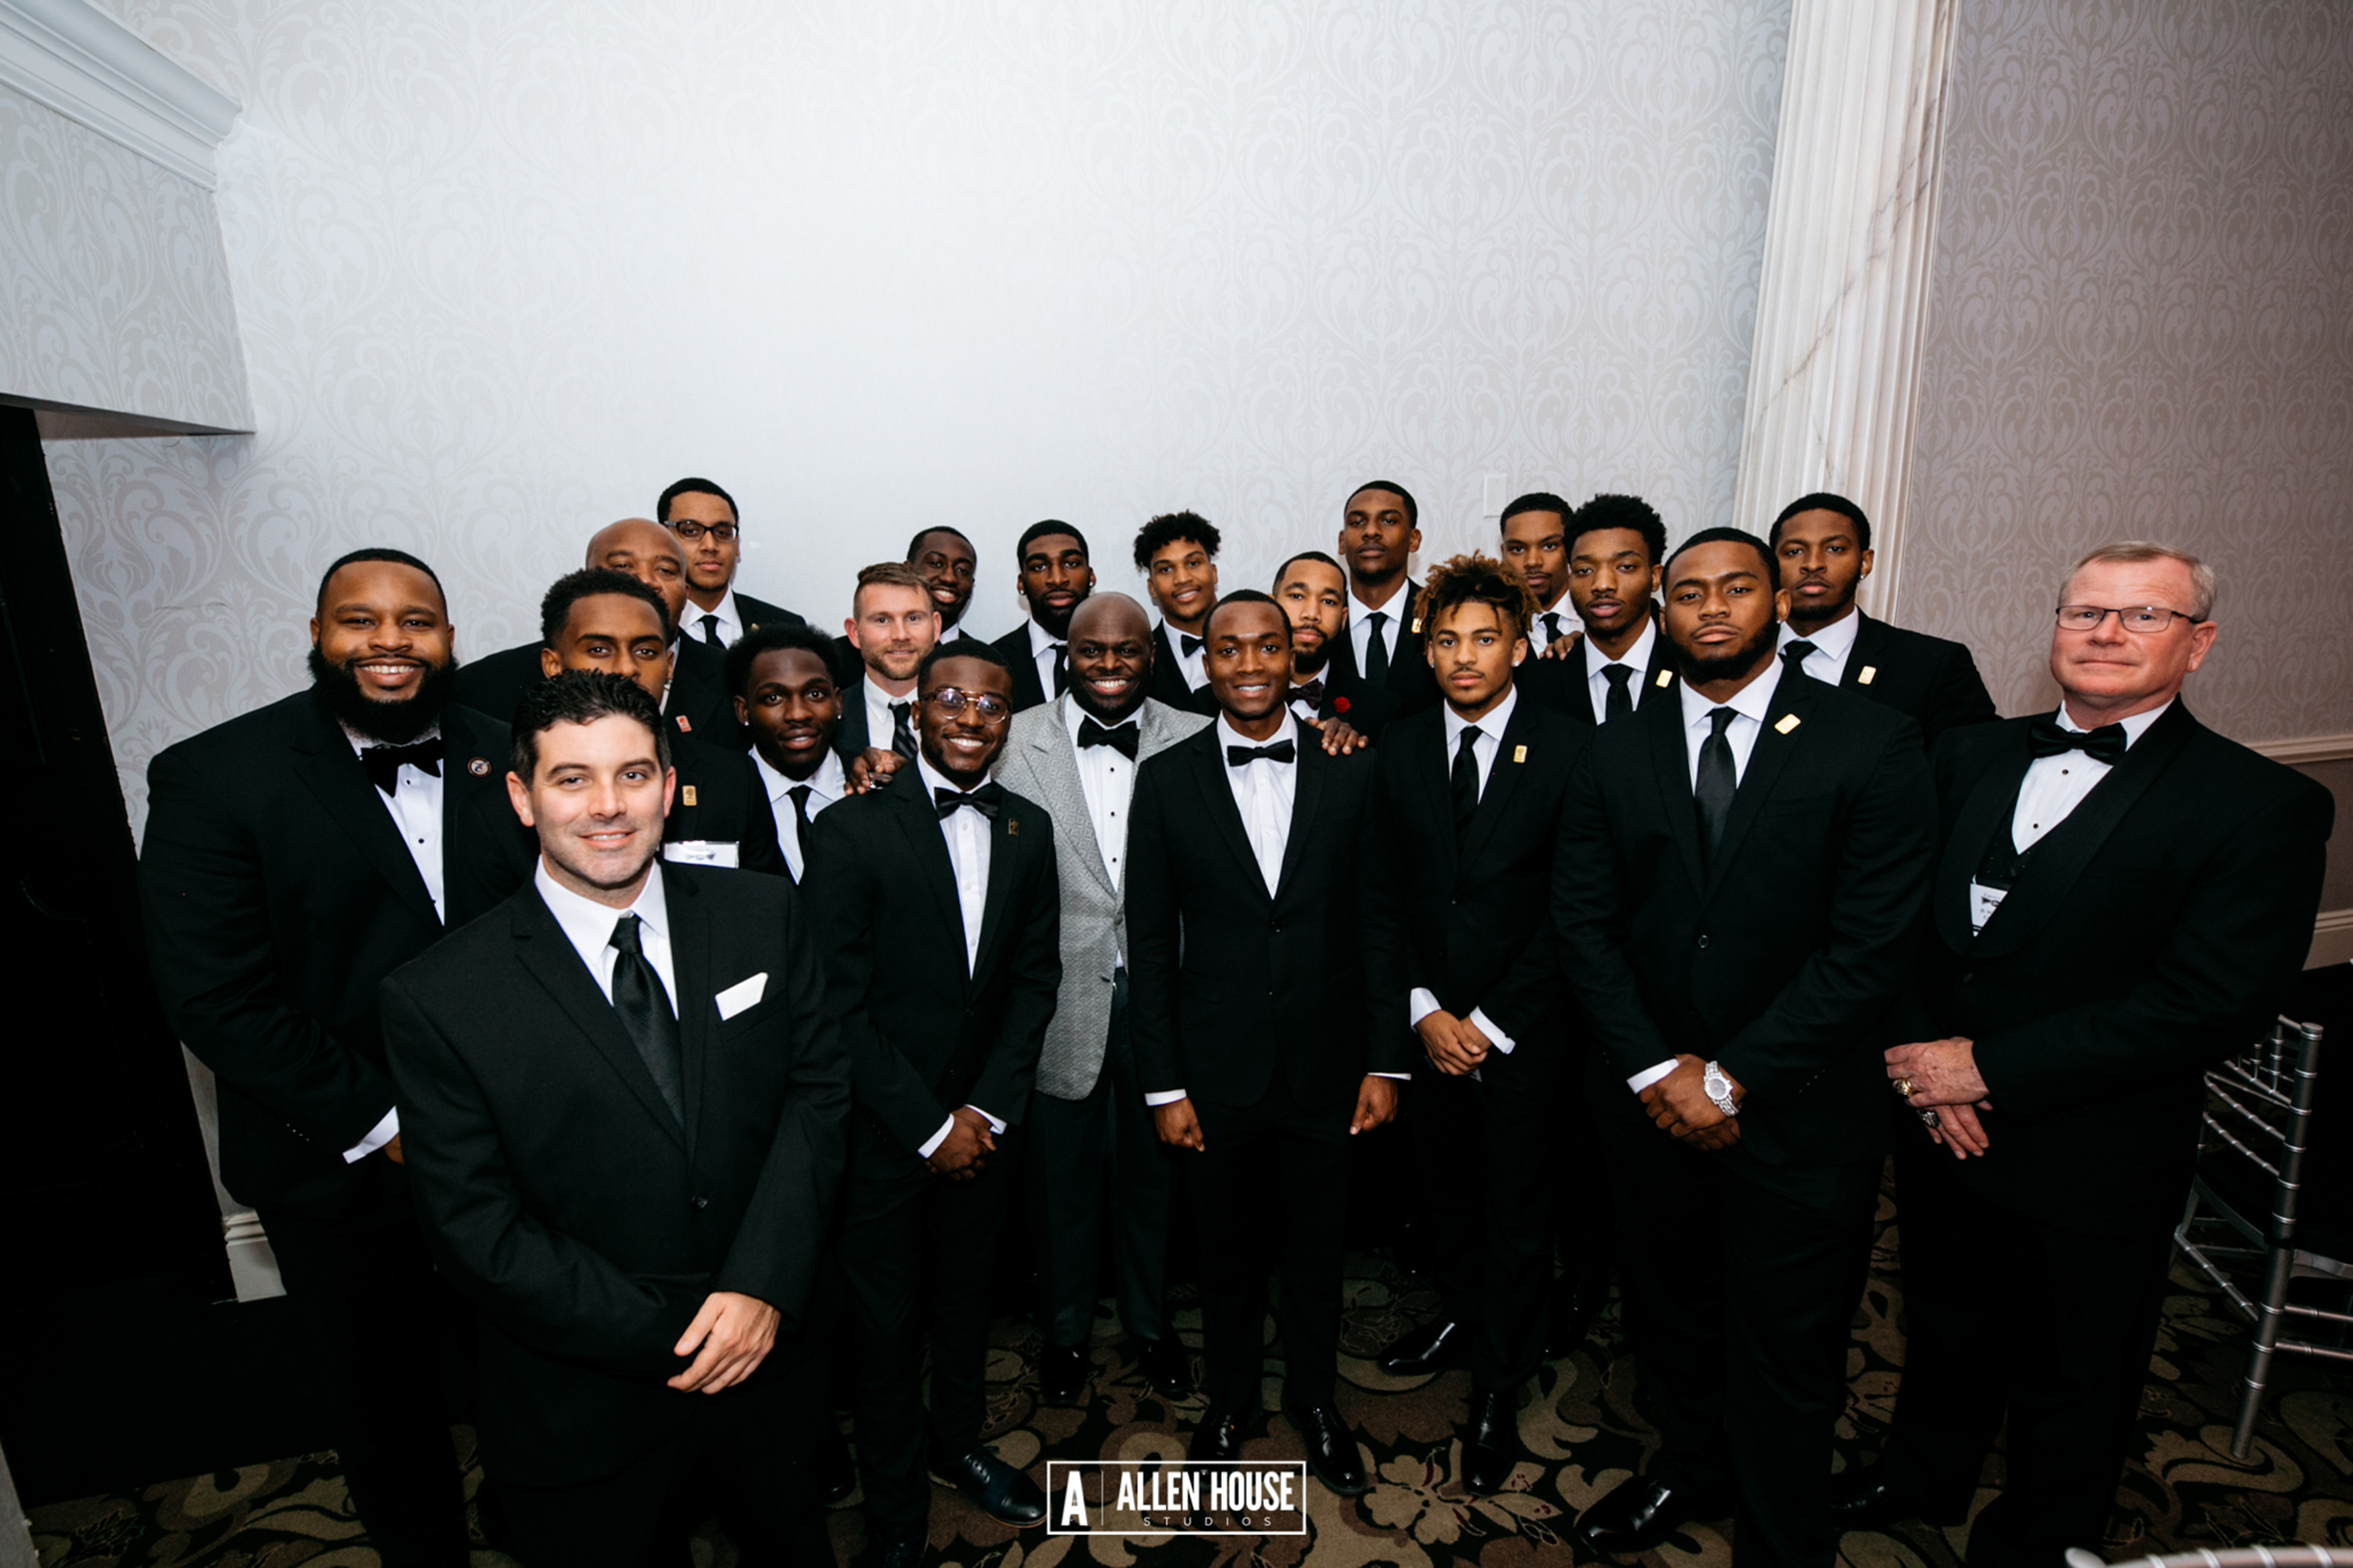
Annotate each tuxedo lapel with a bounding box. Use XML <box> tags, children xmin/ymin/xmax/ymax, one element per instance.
<box><xmin>886</xmin><ymin>769</ymin><xmax>972</xmax><ymax>991</ymax></box>
<box><xmin>291</xmin><ymin>692</ymin><xmax>441</xmax><ymax>931</ymax></box>
<box><xmin>1416</xmin><ymin>716</ymin><xmax>1459</xmax><ymax>879</ymax></box>
<box><xmin>1935</xmin><ymin>724</ymin><xmax>2033</xmax><ymax>952</ymax></box>
<box><xmin>1187</xmin><ymin>734</ymin><xmax>1269</xmax><ymax>903</ymax></box>
<box><xmin>1643</xmin><ymin>690</ymin><xmax>1707</xmax><ymax>896</ymax></box>
<box><xmin>970</xmin><ymin>795</ymin><xmax>1025</xmax><ymax>985</ymax></box>
<box><xmin>1026</xmin><ymin>699</ymin><xmax>1115</xmax><ymax>901</ymax></box>
<box><xmin>1457</xmin><ymin>701</ymin><xmax>1535</xmax><ymax>872</ymax></box>
<box><xmin>1274</xmin><ymin>739</ymin><xmax>1327</xmax><ymax>897</ymax></box>
<box><xmin>1702</xmin><ymin>673</ymin><xmax>1814</xmax><ymax>903</ymax></box>
<box><xmin>668</xmin><ymin>874</ymin><xmax>715</xmax><ymax>1157</ymax></box>
<box><xmin>511</xmin><ymin>893</ymin><xmax>689</xmax><ymax>1150</ymax></box>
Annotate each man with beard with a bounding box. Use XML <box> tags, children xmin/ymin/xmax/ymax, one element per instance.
<box><xmin>729</xmin><ymin>622</ymin><xmax>849</xmax><ymax>884</ymax></box>
<box><xmin>535</xmin><ymin>568</ymin><xmax>782</xmax><ymax>876</ymax></box>
<box><xmin>456</xmin><ymin>518</ymin><xmax>742</xmax><ymax>745</ymax></box>
<box><xmin>801</xmin><ymin>644</ymin><xmax>1062</xmax><ymax>1564</ymax></box>
<box><xmin>1769</xmin><ymin>492</ymin><xmax>1997</xmax><ymax>751</ymax></box>
<box><xmin>990</xmin><ymin>520</ymin><xmax>1096</xmax><ymax>712</ymax></box>
<box><xmin>658</xmin><ymin>475</ymin><xmax>805</xmax><ymax>647</ymax></box>
<box><xmin>140</xmin><ymin>549</ymin><xmax>535</xmax><ymax>1567</ymax></box>
<box><xmin>1274</xmin><ymin>550</ymin><xmax>1395</xmax><ymax>736</ymax></box>
<box><xmin>382</xmin><ymin>671</ymin><xmax>849</xmax><ymax>1567</ymax></box>
<box><xmin>995</xmin><ymin>593</ymin><xmax>1210</xmax><ymax>1405</ymax></box>
<box><xmin>1133</xmin><ymin>511</ymin><xmax>1222</xmax><ymax>715</ymax></box>
<box><xmin>834</xmin><ymin>561</ymin><xmax>942</xmax><ymax>767</ymax></box>
<box><xmin>1128</xmin><ymin>591</ymin><xmax>1405</xmax><ymax>1497</ymax></box>
<box><xmin>829</xmin><ymin>529</ymin><xmax>984</xmax><ymax>686</ymax></box>
<box><xmin>1553</xmin><ymin>529</ymin><xmax>1935</xmax><ymax>1566</ymax></box>
<box><xmin>1327</xmin><ymin>481</ymin><xmax>1439</xmax><ymax>719</ymax></box>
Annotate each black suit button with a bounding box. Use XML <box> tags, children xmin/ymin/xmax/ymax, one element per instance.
<box><xmin>1269</xmin><ymin>919</ymin><xmax>1281</xmax><ymax>934</ymax></box>
<box><xmin>1961</xmin><ymin>972</ymin><xmax>1975</xmax><ymax>984</ymax></box>
<box><xmin>692</xmin><ymin>1193</ymin><xmax>710</xmax><ymax>1211</ymax></box>
<box><xmin>1697</xmin><ymin>934</ymin><xmax>1709</xmax><ymax>949</ymax></box>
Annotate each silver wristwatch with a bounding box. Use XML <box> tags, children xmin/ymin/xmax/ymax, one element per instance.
<box><xmin>1702</xmin><ymin>1061</ymin><xmax>1739</xmax><ymax>1118</ymax></box>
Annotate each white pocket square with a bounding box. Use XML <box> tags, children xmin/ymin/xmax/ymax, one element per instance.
<box><xmin>715</xmin><ymin>972</ymin><xmax>768</xmax><ymax>1021</ymax></box>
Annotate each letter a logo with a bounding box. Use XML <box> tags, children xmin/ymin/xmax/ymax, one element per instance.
<box><xmin>1060</xmin><ymin>1469</ymin><xmax>1089</xmax><ymax>1529</ymax></box>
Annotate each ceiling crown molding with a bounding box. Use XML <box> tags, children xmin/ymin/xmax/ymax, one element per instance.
<box><xmin>0</xmin><ymin>0</ymin><xmax>238</xmax><ymax>188</ymax></box>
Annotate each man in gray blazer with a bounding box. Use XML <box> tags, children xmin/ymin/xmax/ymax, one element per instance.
<box><xmin>996</xmin><ymin>593</ymin><xmax>1211</xmax><ymax>1405</ymax></box>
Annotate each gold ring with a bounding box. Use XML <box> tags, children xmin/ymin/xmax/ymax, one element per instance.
<box><xmin>1894</xmin><ymin>1076</ymin><xmax>1916</xmax><ymax>1098</ymax></box>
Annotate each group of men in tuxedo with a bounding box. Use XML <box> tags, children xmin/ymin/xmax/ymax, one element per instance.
<box><xmin>132</xmin><ymin>469</ymin><xmax>2331</xmax><ymax>1568</ymax></box>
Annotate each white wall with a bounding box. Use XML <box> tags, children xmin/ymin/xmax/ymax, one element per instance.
<box><xmin>43</xmin><ymin>0</ymin><xmax>1789</xmax><ymax>828</ymax></box>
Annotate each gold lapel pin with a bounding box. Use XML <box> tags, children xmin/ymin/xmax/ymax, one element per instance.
<box><xmin>1512</xmin><ymin>744</ymin><xmax>1528</xmax><ymax>764</ymax></box>
<box><xmin>1856</xmin><ymin>664</ymin><xmax>1877</xmax><ymax>686</ymax></box>
<box><xmin>680</xmin><ymin>785</ymin><xmax>698</xmax><ymax>806</ymax></box>
<box><xmin>1654</xmin><ymin>668</ymin><xmax>1674</xmax><ymax>689</ymax></box>
<box><xmin>1774</xmin><ymin>713</ymin><xmax>1802</xmax><ymax>735</ymax></box>
<box><xmin>1007</xmin><ymin>817</ymin><xmax>1020</xmax><ymax>836</ymax></box>
<box><xmin>1411</xmin><ymin>617</ymin><xmax>1423</xmax><ymax>634</ymax></box>
<box><xmin>467</xmin><ymin>757</ymin><xmax>490</xmax><ymax>777</ymax></box>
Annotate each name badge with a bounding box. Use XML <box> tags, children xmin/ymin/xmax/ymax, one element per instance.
<box><xmin>663</xmin><ymin>840</ymin><xmax>740</xmax><ymax>869</ymax></box>
<box><xmin>1968</xmin><ymin>878</ymin><xmax>2006</xmax><ymax>935</ymax></box>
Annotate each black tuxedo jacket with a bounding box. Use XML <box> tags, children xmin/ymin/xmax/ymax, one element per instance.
<box><xmin>1148</xmin><ymin>622</ymin><xmax>1221</xmax><ymax>715</ymax></box>
<box><xmin>1826</xmin><ymin>610</ymin><xmax>1998</xmax><ymax>752</ymax></box>
<box><xmin>139</xmin><ymin>690</ymin><xmax>535</xmax><ymax>1218</ymax></box>
<box><xmin>1517</xmin><ymin>632</ymin><xmax>1680</xmax><ymax>730</ymax></box>
<box><xmin>668</xmin><ymin>732</ymin><xmax>784</xmax><ymax>876</ymax></box>
<box><xmin>1900</xmin><ymin>703</ymin><xmax>2332</xmax><ymax>1234</ymax></box>
<box><xmin>990</xmin><ymin>622</ymin><xmax>1054</xmax><ymax>712</ymax></box>
<box><xmin>1362</xmin><ymin>699</ymin><xmax>1589</xmax><ymax>1073</ymax></box>
<box><xmin>1552</xmin><ymin>670</ymin><xmax>1937</xmax><ymax>1172</ymax></box>
<box><xmin>380</xmin><ymin>866</ymin><xmax>849</xmax><ymax>1485</ymax></box>
<box><xmin>731</xmin><ymin>592</ymin><xmax>804</xmax><ymax>633</ymax></box>
<box><xmin>1128</xmin><ymin>727</ymin><xmax>1405</xmax><ymax>1111</ymax></box>
<box><xmin>799</xmin><ymin>765</ymin><xmax>1062</xmax><ymax>1165</ymax></box>
<box><xmin>1325</xmin><ymin>582</ymin><xmax>1440</xmax><ymax>720</ymax></box>
<box><xmin>455</xmin><ymin>637</ymin><xmax>744</xmax><ymax>749</ymax></box>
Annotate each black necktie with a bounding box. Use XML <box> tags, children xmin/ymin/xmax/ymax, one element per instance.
<box><xmin>1542</xmin><ymin>611</ymin><xmax>1563</xmax><ymax>647</ymax></box>
<box><xmin>607</xmin><ymin>914</ymin><xmax>684</xmax><ymax>1127</ymax></box>
<box><xmin>1694</xmin><ymin>708</ymin><xmax>1739</xmax><ymax>872</ymax></box>
<box><xmin>1077</xmin><ymin>717</ymin><xmax>1140</xmax><ymax>759</ymax></box>
<box><xmin>934</xmin><ymin>783</ymin><xmax>1005</xmax><ymax>820</ymax></box>
<box><xmin>1288</xmin><ymin>677</ymin><xmax>1326</xmax><ymax>710</ymax></box>
<box><xmin>1451</xmin><ymin>725</ymin><xmax>1483</xmax><ymax>834</ymax></box>
<box><xmin>699</xmin><ymin>612</ymin><xmax>722</xmax><ymax>648</ymax></box>
<box><xmin>1180</xmin><ymin>633</ymin><xmax>1203</xmax><ymax>659</ymax></box>
<box><xmin>787</xmin><ymin>784</ymin><xmax>813</xmax><ymax>836</ymax></box>
<box><xmin>1051</xmin><ymin>643</ymin><xmax>1069</xmax><ymax>696</ymax></box>
<box><xmin>2027</xmin><ymin>717</ymin><xmax>2129</xmax><ymax>764</ymax></box>
<box><xmin>1601</xmin><ymin>664</ymin><xmax>1634</xmax><ymax>724</ymax></box>
<box><xmin>888</xmin><ymin>701</ymin><xmax>918</xmax><ymax>760</ymax></box>
<box><xmin>1363</xmin><ymin>611</ymin><xmax>1390</xmax><ymax>687</ymax></box>
<box><xmin>1781</xmin><ymin>639</ymin><xmax>1817</xmax><ymax>678</ymax></box>
<box><xmin>359</xmin><ymin>738</ymin><xmax>444</xmax><ymax>797</ymax></box>
<box><xmin>1227</xmin><ymin>740</ymin><xmax>1297</xmax><ymax>768</ymax></box>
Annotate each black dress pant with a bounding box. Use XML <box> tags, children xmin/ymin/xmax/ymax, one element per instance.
<box><xmin>1025</xmin><ymin>970</ymin><xmax>1176</xmax><ymax>1346</ymax></box>
<box><xmin>1875</xmin><ymin>1135</ymin><xmax>2176</xmax><ymax>1568</ymax></box>
<box><xmin>494</xmin><ymin>1340</ymin><xmax>831</xmax><ymax>1568</ymax></box>
<box><xmin>261</xmin><ymin>1204</ymin><xmax>470</xmax><ymax>1568</ymax></box>
<box><xmin>838</xmin><ymin>1127</ymin><xmax>1022</xmax><ymax>1546</ymax></box>
<box><xmin>1406</xmin><ymin>1046</ymin><xmax>1563</xmax><ymax>1395</ymax></box>
<box><xmin>1592</xmin><ymin>1079</ymin><xmax>1877</xmax><ymax>1568</ymax></box>
<box><xmin>1188</xmin><ymin>1085</ymin><xmax>1352</xmax><ymax>1413</ymax></box>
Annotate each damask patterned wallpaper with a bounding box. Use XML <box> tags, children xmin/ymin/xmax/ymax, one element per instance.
<box><xmin>40</xmin><ymin>0</ymin><xmax>1790</xmax><ymax>831</ymax></box>
<box><xmin>1903</xmin><ymin>0</ymin><xmax>2353</xmax><ymax>743</ymax></box>
<box><xmin>0</xmin><ymin>83</ymin><xmax>248</xmax><ymax>430</ymax></box>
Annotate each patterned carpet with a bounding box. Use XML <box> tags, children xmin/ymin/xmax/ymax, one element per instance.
<box><xmin>31</xmin><ymin>1175</ymin><xmax>2353</xmax><ymax>1568</ymax></box>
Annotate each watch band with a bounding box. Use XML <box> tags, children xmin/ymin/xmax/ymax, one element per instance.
<box><xmin>1703</xmin><ymin>1061</ymin><xmax>1739</xmax><ymax>1118</ymax></box>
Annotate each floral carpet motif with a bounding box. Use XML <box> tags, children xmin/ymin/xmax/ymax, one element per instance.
<box><xmin>31</xmin><ymin>1180</ymin><xmax>2353</xmax><ymax>1566</ymax></box>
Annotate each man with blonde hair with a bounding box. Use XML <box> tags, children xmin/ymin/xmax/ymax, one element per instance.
<box><xmin>1837</xmin><ymin>542</ymin><xmax>2333</xmax><ymax>1568</ymax></box>
<box><xmin>837</xmin><ymin>561</ymin><xmax>942</xmax><ymax>764</ymax></box>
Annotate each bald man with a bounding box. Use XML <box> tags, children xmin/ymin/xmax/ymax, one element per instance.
<box><xmin>455</xmin><ymin>519</ymin><xmax>745</xmax><ymax>745</ymax></box>
<box><xmin>995</xmin><ymin>595</ymin><xmax>1212</xmax><ymax>1404</ymax></box>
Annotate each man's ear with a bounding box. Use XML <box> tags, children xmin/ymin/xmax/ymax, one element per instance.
<box><xmin>505</xmin><ymin>771</ymin><xmax>535</xmax><ymax>827</ymax></box>
<box><xmin>1857</xmin><ymin>548</ymin><xmax>1876</xmax><ymax>581</ymax></box>
<box><xmin>1773</xmin><ymin>587</ymin><xmax>1793</xmax><ymax>624</ymax></box>
<box><xmin>540</xmin><ymin>647</ymin><xmax>561</xmax><ymax>680</ymax></box>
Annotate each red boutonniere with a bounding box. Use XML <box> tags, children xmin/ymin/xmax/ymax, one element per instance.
<box><xmin>1332</xmin><ymin>696</ymin><xmax>1351</xmax><ymax>714</ymax></box>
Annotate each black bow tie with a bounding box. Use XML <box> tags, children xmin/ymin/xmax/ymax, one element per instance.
<box><xmin>359</xmin><ymin>738</ymin><xmax>444</xmax><ymax>796</ymax></box>
<box><xmin>1227</xmin><ymin>739</ymin><xmax>1296</xmax><ymax>768</ymax></box>
<box><xmin>1287</xmin><ymin>678</ymin><xmax>1325</xmax><ymax>709</ymax></box>
<box><xmin>934</xmin><ymin>782</ymin><xmax>1005</xmax><ymax>820</ymax></box>
<box><xmin>1077</xmin><ymin>717</ymin><xmax>1140</xmax><ymax>759</ymax></box>
<box><xmin>2027</xmin><ymin>717</ymin><xmax>2129</xmax><ymax>764</ymax></box>
<box><xmin>1180</xmin><ymin>633</ymin><xmax>1203</xmax><ymax>658</ymax></box>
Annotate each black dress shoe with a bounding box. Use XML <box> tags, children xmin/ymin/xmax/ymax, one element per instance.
<box><xmin>1827</xmin><ymin>1464</ymin><xmax>1968</xmax><ymax>1529</ymax></box>
<box><xmin>1190</xmin><ymin>1406</ymin><xmax>1249</xmax><ymax>1461</ymax></box>
<box><xmin>1136</xmin><ymin>1335</ymin><xmax>1192</xmax><ymax>1396</ymax></box>
<box><xmin>1459</xmin><ymin>1390</ymin><xmax>1516</xmax><ymax>1496</ymax></box>
<box><xmin>1377</xmin><ymin>1317</ymin><xmax>1466</xmax><ymax>1376</ymax></box>
<box><xmin>929</xmin><ymin>1444</ymin><xmax>1046</xmax><ymax>1527</ymax></box>
<box><xmin>1574</xmin><ymin>1473</ymin><xmax>1727</xmax><ymax>1555</ymax></box>
<box><xmin>873</xmin><ymin>1542</ymin><xmax>923</xmax><ymax>1568</ymax></box>
<box><xmin>815</xmin><ymin>1421</ymin><xmax>855</xmax><ymax>1505</ymax></box>
<box><xmin>1285</xmin><ymin>1401</ymin><xmax>1369</xmax><ymax>1497</ymax></box>
<box><xmin>1040</xmin><ymin>1343</ymin><xmax>1089</xmax><ymax>1405</ymax></box>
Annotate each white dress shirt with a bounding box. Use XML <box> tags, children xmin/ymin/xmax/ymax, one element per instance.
<box><xmin>753</xmin><ymin>748</ymin><xmax>845</xmax><ymax>882</ymax></box>
<box><xmin>336</xmin><ymin>722</ymin><xmax>445</xmax><ymax>1163</ymax></box>
<box><xmin>1622</xmin><ymin>667</ymin><xmax>1788</xmax><ymax>1095</ymax></box>
<box><xmin>1969</xmin><ymin>699</ymin><xmax>2172</xmax><ymax>933</ymax></box>
<box><xmin>1026</xmin><ymin>617</ymin><xmax>1066</xmax><ymax>699</ymax></box>
<box><xmin>1346</xmin><ymin>579</ymin><xmax>1411</xmax><ymax>674</ymax></box>
<box><xmin>686</xmin><ymin>588</ymin><xmax>745</xmax><ymax>650</ymax></box>
<box><xmin>1159</xmin><ymin>620</ymin><xmax>1210</xmax><ymax>692</ymax></box>
<box><xmin>535</xmin><ymin>858</ymin><xmax>680</xmax><ymax>1007</ymax></box>
<box><xmin>862</xmin><ymin>673</ymin><xmax>917</xmax><ymax>756</ymax></box>
<box><xmin>1582</xmin><ymin>617</ymin><xmax>1659</xmax><ymax>724</ymax></box>
<box><xmin>913</xmin><ymin>755</ymin><xmax>1006</xmax><ymax>1158</ymax></box>
<box><xmin>1064</xmin><ymin>698</ymin><xmax>1140</xmax><ymax>890</ymax></box>
<box><xmin>1409</xmin><ymin>689</ymin><xmax>1520</xmax><ymax>1054</ymax></box>
<box><xmin>1776</xmin><ymin>607</ymin><xmax>1861</xmax><ymax>686</ymax></box>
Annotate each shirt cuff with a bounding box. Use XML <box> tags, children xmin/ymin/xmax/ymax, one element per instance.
<box><xmin>1625</xmin><ymin>1059</ymin><xmax>1678</xmax><ymax>1094</ymax></box>
<box><xmin>1371</xmin><ymin>1071</ymin><xmax>1410</xmax><ymax>1081</ymax></box>
<box><xmin>342</xmin><ymin>1107</ymin><xmax>400</xmax><ymax>1164</ymax></box>
<box><xmin>965</xmin><ymin>1104</ymin><xmax>1007</xmax><ymax>1135</ymax></box>
<box><xmin>1467</xmin><ymin>1007</ymin><xmax>1516</xmax><ymax>1056</ymax></box>
<box><xmin>1143</xmin><ymin>1089</ymin><xmax>1188</xmax><ymax>1107</ymax></box>
<box><xmin>916</xmin><ymin>1115</ymin><xmax>956</xmax><ymax>1160</ymax></box>
<box><xmin>1408</xmin><ymin>987</ymin><xmax>1441</xmax><ymax>1028</ymax></box>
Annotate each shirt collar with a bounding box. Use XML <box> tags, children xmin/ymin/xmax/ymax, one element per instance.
<box><xmin>1678</xmin><ymin>661</ymin><xmax>1784</xmax><ymax>732</ymax></box>
<box><xmin>864</xmin><ymin>672</ymin><xmax>913</xmax><ymax>711</ymax></box>
<box><xmin>752</xmin><ymin>746</ymin><xmax>844</xmax><ymax>805</ymax></box>
<box><xmin>534</xmin><ymin>857</ymin><xmax>668</xmax><ymax>950</ymax></box>
<box><xmin>1444</xmin><ymin>685</ymin><xmax>1517</xmax><ymax>750</ymax></box>
<box><xmin>1217</xmin><ymin>710</ymin><xmax>1301</xmax><ymax>764</ymax></box>
<box><xmin>1584</xmin><ymin>616</ymin><xmax>1657</xmax><ymax>679</ymax></box>
<box><xmin>2057</xmin><ymin>697</ymin><xmax>2171</xmax><ymax>747</ymax></box>
<box><xmin>1348</xmin><ymin>577</ymin><xmax>1409</xmax><ymax>621</ymax></box>
<box><xmin>1779</xmin><ymin>607</ymin><xmax>1860</xmax><ymax>659</ymax></box>
<box><xmin>916</xmin><ymin>753</ymin><xmax>985</xmax><ymax>799</ymax></box>
<box><xmin>1028</xmin><ymin>617</ymin><xmax>1063</xmax><ymax>656</ymax></box>
<box><xmin>691</xmin><ymin>589</ymin><xmax>740</xmax><ymax>634</ymax></box>
<box><xmin>340</xmin><ymin>720</ymin><xmax>443</xmax><ymax>755</ymax></box>
<box><xmin>1063</xmin><ymin>694</ymin><xmax>1140</xmax><ymax>744</ymax></box>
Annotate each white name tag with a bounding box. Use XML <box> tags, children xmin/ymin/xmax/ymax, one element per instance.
<box><xmin>1968</xmin><ymin>879</ymin><xmax>2007</xmax><ymax>935</ymax></box>
<box><xmin>715</xmin><ymin>972</ymin><xmax>768</xmax><ymax>1020</ymax></box>
<box><xmin>663</xmin><ymin>840</ymin><xmax>740</xmax><ymax>869</ymax></box>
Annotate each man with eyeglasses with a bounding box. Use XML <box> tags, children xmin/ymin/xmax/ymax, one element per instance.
<box><xmin>800</xmin><ymin>642</ymin><xmax>1061</xmax><ymax>1565</ymax></box>
<box><xmin>1835</xmin><ymin>542</ymin><xmax>2332</xmax><ymax>1568</ymax></box>
<box><xmin>658</xmin><ymin>476</ymin><xmax>805</xmax><ymax>648</ymax></box>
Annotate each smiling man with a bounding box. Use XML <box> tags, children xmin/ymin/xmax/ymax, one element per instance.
<box><xmin>1127</xmin><ymin>590</ymin><xmax>1404</xmax><ymax>1497</ymax></box>
<box><xmin>140</xmin><ymin>548</ymin><xmax>536</xmax><ymax>1567</ymax></box>
<box><xmin>658</xmin><ymin>475</ymin><xmax>805</xmax><ymax>649</ymax></box>
<box><xmin>907</xmin><ymin>526</ymin><xmax>984</xmax><ymax>646</ymax></box>
<box><xmin>1133</xmin><ymin>511</ymin><xmax>1223</xmax><ymax>715</ymax></box>
<box><xmin>990</xmin><ymin>520</ymin><xmax>1098</xmax><ymax>712</ymax></box>
<box><xmin>834</xmin><ymin>561</ymin><xmax>942</xmax><ymax>769</ymax></box>
<box><xmin>995</xmin><ymin>593</ymin><xmax>1212</xmax><ymax>1407</ymax></box>
<box><xmin>1330</xmin><ymin>481</ymin><xmax>1440</xmax><ymax>717</ymax></box>
<box><xmin>381</xmin><ymin>670</ymin><xmax>848</xmax><ymax>1568</ymax></box>
<box><xmin>1552</xmin><ymin>528</ymin><xmax>1935</xmax><ymax>1565</ymax></box>
<box><xmin>727</xmin><ymin>622</ymin><xmax>848</xmax><ymax>883</ymax></box>
<box><xmin>801</xmin><ymin>643</ymin><xmax>1062</xmax><ymax>1563</ymax></box>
